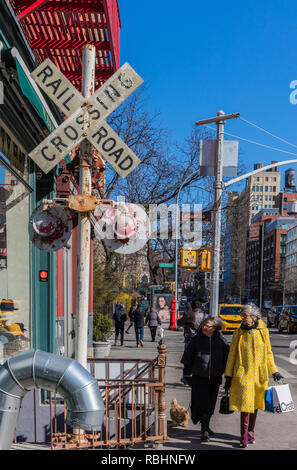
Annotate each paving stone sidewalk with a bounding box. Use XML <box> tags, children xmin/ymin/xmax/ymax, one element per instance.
<box><xmin>109</xmin><ymin>323</ymin><xmax>297</xmax><ymax>451</ymax></box>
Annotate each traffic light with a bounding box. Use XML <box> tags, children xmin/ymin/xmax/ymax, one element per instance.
<box><xmin>179</xmin><ymin>250</ymin><xmax>198</xmax><ymax>269</ymax></box>
<box><xmin>199</xmin><ymin>249</ymin><xmax>212</xmax><ymax>272</ymax></box>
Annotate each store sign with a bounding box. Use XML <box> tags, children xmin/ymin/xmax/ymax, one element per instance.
<box><xmin>0</xmin><ymin>121</ymin><xmax>26</xmax><ymax>173</ymax></box>
<box><xmin>29</xmin><ymin>60</ymin><xmax>143</xmax><ymax>176</ymax></box>
<box><xmin>249</xmin><ymin>224</ymin><xmax>260</xmax><ymax>241</ymax></box>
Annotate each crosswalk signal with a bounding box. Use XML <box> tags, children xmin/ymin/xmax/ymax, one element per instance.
<box><xmin>200</xmin><ymin>249</ymin><xmax>212</xmax><ymax>272</ymax></box>
<box><xmin>179</xmin><ymin>250</ymin><xmax>198</xmax><ymax>269</ymax></box>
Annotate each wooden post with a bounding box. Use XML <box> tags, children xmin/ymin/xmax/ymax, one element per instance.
<box><xmin>156</xmin><ymin>341</ymin><xmax>167</xmax><ymax>447</ymax></box>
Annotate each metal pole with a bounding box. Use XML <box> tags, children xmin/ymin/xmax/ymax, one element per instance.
<box><xmin>75</xmin><ymin>45</ymin><xmax>96</xmax><ymax>369</ymax></box>
<box><xmin>210</xmin><ymin>111</ymin><xmax>225</xmax><ymax>316</ymax></box>
<box><xmin>174</xmin><ymin>170</ymin><xmax>200</xmax><ymax>321</ymax></box>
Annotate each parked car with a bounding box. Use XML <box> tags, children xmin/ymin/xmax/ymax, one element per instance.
<box><xmin>267</xmin><ymin>306</ymin><xmax>283</xmax><ymax>328</ymax></box>
<box><xmin>218</xmin><ymin>304</ymin><xmax>243</xmax><ymax>333</ymax></box>
<box><xmin>277</xmin><ymin>305</ymin><xmax>297</xmax><ymax>334</ymax></box>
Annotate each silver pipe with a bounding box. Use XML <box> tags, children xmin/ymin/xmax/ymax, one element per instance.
<box><xmin>0</xmin><ymin>349</ymin><xmax>105</xmax><ymax>450</ymax></box>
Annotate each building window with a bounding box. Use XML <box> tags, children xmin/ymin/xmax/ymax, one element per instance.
<box><xmin>260</xmin><ymin>186</ymin><xmax>263</xmax><ymax>191</ymax></box>
<box><xmin>0</xmin><ymin>160</ymin><xmax>31</xmax><ymax>361</ymax></box>
<box><xmin>273</xmin><ymin>186</ymin><xmax>276</xmax><ymax>192</ymax></box>
<box><xmin>269</xmin><ymin>186</ymin><xmax>272</xmax><ymax>192</ymax></box>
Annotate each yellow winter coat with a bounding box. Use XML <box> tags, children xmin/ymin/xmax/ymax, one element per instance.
<box><xmin>224</xmin><ymin>319</ymin><xmax>278</xmax><ymax>413</ymax></box>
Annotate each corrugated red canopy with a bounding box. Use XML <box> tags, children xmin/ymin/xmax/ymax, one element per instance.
<box><xmin>8</xmin><ymin>0</ymin><xmax>121</xmax><ymax>89</ymax></box>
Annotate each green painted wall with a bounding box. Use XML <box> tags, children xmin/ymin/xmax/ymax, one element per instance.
<box><xmin>30</xmin><ymin>165</ymin><xmax>57</xmax><ymax>353</ymax></box>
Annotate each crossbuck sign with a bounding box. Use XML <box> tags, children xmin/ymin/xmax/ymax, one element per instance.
<box><xmin>29</xmin><ymin>59</ymin><xmax>143</xmax><ymax>177</ymax></box>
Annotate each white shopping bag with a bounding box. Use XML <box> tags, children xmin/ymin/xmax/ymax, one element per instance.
<box><xmin>271</xmin><ymin>384</ymin><xmax>295</xmax><ymax>413</ymax></box>
<box><xmin>158</xmin><ymin>327</ymin><xmax>164</xmax><ymax>339</ymax></box>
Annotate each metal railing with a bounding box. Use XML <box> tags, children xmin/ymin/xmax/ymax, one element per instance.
<box><xmin>50</xmin><ymin>342</ymin><xmax>168</xmax><ymax>450</ymax></box>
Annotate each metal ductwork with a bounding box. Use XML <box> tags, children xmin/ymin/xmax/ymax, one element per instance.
<box><xmin>0</xmin><ymin>349</ymin><xmax>105</xmax><ymax>450</ymax></box>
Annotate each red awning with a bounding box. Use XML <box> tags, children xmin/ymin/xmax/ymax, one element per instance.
<box><xmin>8</xmin><ymin>0</ymin><xmax>121</xmax><ymax>89</ymax></box>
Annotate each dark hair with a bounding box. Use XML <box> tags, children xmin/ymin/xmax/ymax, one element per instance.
<box><xmin>202</xmin><ymin>315</ymin><xmax>222</xmax><ymax>331</ymax></box>
<box><xmin>191</xmin><ymin>300</ymin><xmax>202</xmax><ymax>310</ymax></box>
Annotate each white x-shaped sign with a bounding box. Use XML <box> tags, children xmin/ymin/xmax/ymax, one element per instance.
<box><xmin>29</xmin><ymin>59</ymin><xmax>143</xmax><ymax>177</ymax></box>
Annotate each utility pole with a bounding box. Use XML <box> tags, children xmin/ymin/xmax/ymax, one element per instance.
<box><xmin>196</xmin><ymin>111</ymin><xmax>240</xmax><ymax>316</ymax></box>
<box><xmin>75</xmin><ymin>45</ymin><xmax>96</xmax><ymax>369</ymax></box>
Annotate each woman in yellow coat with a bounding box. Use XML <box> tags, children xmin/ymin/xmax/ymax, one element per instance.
<box><xmin>224</xmin><ymin>303</ymin><xmax>283</xmax><ymax>448</ymax></box>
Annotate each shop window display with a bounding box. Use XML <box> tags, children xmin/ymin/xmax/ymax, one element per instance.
<box><xmin>0</xmin><ymin>156</ymin><xmax>31</xmax><ymax>360</ymax></box>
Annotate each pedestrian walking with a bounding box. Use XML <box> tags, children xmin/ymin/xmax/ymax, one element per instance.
<box><xmin>185</xmin><ymin>302</ymin><xmax>192</xmax><ymax>315</ymax></box>
<box><xmin>133</xmin><ymin>304</ymin><xmax>146</xmax><ymax>347</ymax></box>
<box><xmin>145</xmin><ymin>306</ymin><xmax>162</xmax><ymax>342</ymax></box>
<box><xmin>224</xmin><ymin>303</ymin><xmax>283</xmax><ymax>448</ymax></box>
<box><xmin>181</xmin><ymin>315</ymin><xmax>230</xmax><ymax>442</ymax></box>
<box><xmin>112</xmin><ymin>304</ymin><xmax>127</xmax><ymax>346</ymax></box>
<box><xmin>177</xmin><ymin>300</ymin><xmax>205</xmax><ymax>347</ymax></box>
<box><xmin>126</xmin><ymin>305</ymin><xmax>136</xmax><ymax>334</ymax></box>
<box><xmin>177</xmin><ymin>299</ymin><xmax>206</xmax><ymax>385</ymax></box>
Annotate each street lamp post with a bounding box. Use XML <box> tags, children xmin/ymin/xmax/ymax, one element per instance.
<box><xmin>174</xmin><ymin>170</ymin><xmax>200</xmax><ymax>318</ymax></box>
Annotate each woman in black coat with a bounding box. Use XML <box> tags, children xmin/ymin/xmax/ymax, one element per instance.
<box><xmin>133</xmin><ymin>305</ymin><xmax>146</xmax><ymax>347</ymax></box>
<box><xmin>181</xmin><ymin>315</ymin><xmax>230</xmax><ymax>442</ymax></box>
<box><xmin>145</xmin><ymin>307</ymin><xmax>162</xmax><ymax>342</ymax></box>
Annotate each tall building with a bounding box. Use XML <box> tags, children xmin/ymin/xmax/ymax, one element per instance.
<box><xmin>224</xmin><ymin>162</ymin><xmax>281</xmax><ymax>301</ymax></box>
<box><xmin>246</xmin><ymin>214</ymin><xmax>296</xmax><ymax>304</ymax></box>
<box><xmin>285</xmin><ymin>220</ymin><xmax>297</xmax><ymax>304</ymax></box>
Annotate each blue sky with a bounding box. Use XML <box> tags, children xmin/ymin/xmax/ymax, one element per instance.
<box><xmin>118</xmin><ymin>0</ymin><xmax>297</xmax><ymax>189</ymax></box>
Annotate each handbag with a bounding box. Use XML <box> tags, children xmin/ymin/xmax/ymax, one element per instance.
<box><xmin>265</xmin><ymin>383</ymin><xmax>295</xmax><ymax>413</ymax></box>
<box><xmin>219</xmin><ymin>392</ymin><xmax>234</xmax><ymax>415</ymax></box>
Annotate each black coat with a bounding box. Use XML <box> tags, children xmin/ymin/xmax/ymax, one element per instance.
<box><xmin>181</xmin><ymin>328</ymin><xmax>230</xmax><ymax>378</ymax></box>
<box><xmin>133</xmin><ymin>307</ymin><xmax>146</xmax><ymax>328</ymax></box>
<box><xmin>113</xmin><ymin>307</ymin><xmax>127</xmax><ymax>326</ymax></box>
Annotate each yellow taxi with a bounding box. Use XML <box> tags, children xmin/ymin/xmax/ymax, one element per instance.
<box><xmin>218</xmin><ymin>304</ymin><xmax>243</xmax><ymax>333</ymax></box>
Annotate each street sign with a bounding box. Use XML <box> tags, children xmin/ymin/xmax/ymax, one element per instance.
<box><xmin>159</xmin><ymin>263</ymin><xmax>175</xmax><ymax>268</ymax></box>
<box><xmin>31</xmin><ymin>58</ymin><xmax>85</xmax><ymax>116</ymax></box>
<box><xmin>29</xmin><ymin>60</ymin><xmax>143</xmax><ymax>176</ymax></box>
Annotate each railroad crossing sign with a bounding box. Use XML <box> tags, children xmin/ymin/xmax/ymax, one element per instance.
<box><xmin>29</xmin><ymin>59</ymin><xmax>143</xmax><ymax>177</ymax></box>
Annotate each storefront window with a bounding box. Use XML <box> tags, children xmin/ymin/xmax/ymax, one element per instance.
<box><xmin>0</xmin><ymin>155</ymin><xmax>31</xmax><ymax>360</ymax></box>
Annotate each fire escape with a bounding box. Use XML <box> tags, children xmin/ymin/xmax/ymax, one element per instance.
<box><xmin>8</xmin><ymin>0</ymin><xmax>121</xmax><ymax>198</ymax></box>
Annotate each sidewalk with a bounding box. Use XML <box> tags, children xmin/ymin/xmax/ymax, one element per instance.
<box><xmin>109</xmin><ymin>324</ymin><xmax>297</xmax><ymax>451</ymax></box>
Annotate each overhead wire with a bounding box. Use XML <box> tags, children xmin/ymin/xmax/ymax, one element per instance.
<box><xmin>203</xmin><ymin>125</ymin><xmax>297</xmax><ymax>158</ymax></box>
<box><xmin>239</xmin><ymin>116</ymin><xmax>297</xmax><ymax>150</ymax></box>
